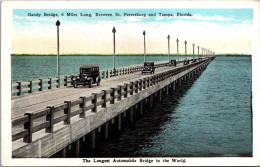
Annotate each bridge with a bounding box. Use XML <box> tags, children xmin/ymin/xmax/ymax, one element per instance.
<box><xmin>12</xmin><ymin>56</ymin><xmax>214</xmax><ymax>157</ymax></box>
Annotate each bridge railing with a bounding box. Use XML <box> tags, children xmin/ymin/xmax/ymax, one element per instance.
<box><xmin>12</xmin><ymin>59</ymin><xmax>210</xmax><ymax>143</ymax></box>
<box><xmin>11</xmin><ymin>61</ymin><xmax>176</xmax><ymax>97</ymax></box>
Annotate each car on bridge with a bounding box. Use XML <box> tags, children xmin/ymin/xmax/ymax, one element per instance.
<box><xmin>142</xmin><ymin>61</ymin><xmax>155</xmax><ymax>74</ymax></box>
<box><xmin>170</xmin><ymin>59</ymin><xmax>177</xmax><ymax>66</ymax></box>
<box><xmin>183</xmin><ymin>59</ymin><xmax>190</xmax><ymax>65</ymax></box>
<box><xmin>72</xmin><ymin>65</ymin><xmax>101</xmax><ymax>88</ymax></box>
<box><xmin>191</xmin><ymin>58</ymin><xmax>197</xmax><ymax>63</ymax></box>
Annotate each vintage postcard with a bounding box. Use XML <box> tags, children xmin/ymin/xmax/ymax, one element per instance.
<box><xmin>1</xmin><ymin>0</ymin><xmax>260</xmax><ymax>166</ymax></box>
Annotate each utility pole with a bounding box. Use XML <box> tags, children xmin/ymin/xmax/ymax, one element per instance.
<box><xmin>197</xmin><ymin>46</ymin><xmax>200</xmax><ymax>59</ymax></box>
<box><xmin>167</xmin><ymin>35</ymin><xmax>170</xmax><ymax>62</ymax></box>
<box><xmin>112</xmin><ymin>27</ymin><xmax>116</xmax><ymax>75</ymax></box>
<box><xmin>56</xmin><ymin>20</ymin><xmax>60</xmax><ymax>87</ymax></box>
<box><xmin>143</xmin><ymin>31</ymin><xmax>146</xmax><ymax>62</ymax></box>
<box><xmin>184</xmin><ymin>40</ymin><xmax>187</xmax><ymax>60</ymax></box>
<box><xmin>192</xmin><ymin>43</ymin><xmax>195</xmax><ymax>60</ymax></box>
<box><xmin>176</xmin><ymin>38</ymin><xmax>179</xmax><ymax>60</ymax></box>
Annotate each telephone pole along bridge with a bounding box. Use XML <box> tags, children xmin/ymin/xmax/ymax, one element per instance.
<box><xmin>12</xmin><ymin>56</ymin><xmax>215</xmax><ymax>157</ymax></box>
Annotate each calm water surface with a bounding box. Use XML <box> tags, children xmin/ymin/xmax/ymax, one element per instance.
<box><xmin>12</xmin><ymin>56</ymin><xmax>252</xmax><ymax>156</ymax></box>
<box><xmin>11</xmin><ymin>55</ymin><xmax>181</xmax><ymax>82</ymax></box>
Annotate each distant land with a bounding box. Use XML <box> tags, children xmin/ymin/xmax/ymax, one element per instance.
<box><xmin>11</xmin><ymin>53</ymin><xmax>251</xmax><ymax>56</ymax></box>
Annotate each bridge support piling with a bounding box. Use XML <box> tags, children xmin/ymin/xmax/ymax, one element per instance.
<box><xmin>91</xmin><ymin>130</ymin><xmax>95</xmax><ymax>150</ymax></box>
<box><xmin>75</xmin><ymin>139</ymin><xmax>80</xmax><ymax>157</ymax></box>
<box><xmin>111</xmin><ymin>118</ymin><xmax>114</xmax><ymax>125</ymax></box>
<box><xmin>62</xmin><ymin>147</ymin><xmax>67</xmax><ymax>158</ymax></box>
<box><xmin>150</xmin><ymin>95</ymin><xmax>153</xmax><ymax>108</ymax></box>
<box><xmin>105</xmin><ymin>122</ymin><xmax>109</xmax><ymax>139</ymax></box>
<box><xmin>166</xmin><ymin>85</ymin><xmax>169</xmax><ymax>95</ymax></box>
<box><xmin>172</xmin><ymin>81</ymin><xmax>175</xmax><ymax>91</ymax></box>
<box><xmin>118</xmin><ymin>114</ymin><xmax>121</xmax><ymax>131</ymax></box>
<box><xmin>179</xmin><ymin>78</ymin><xmax>182</xmax><ymax>86</ymax></box>
<box><xmin>140</xmin><ymin>101</ymin><xmax>143</xmax><ymax>116</ymax></box>
<box><xmin>159</xmin><ymin>90</ymin><xmax>162</xmax><ymax>101</ymax></box>
<box><xmin>130</xmin><ymin>107</ymin><xmax>134</xmax><ymax>123</ymax></box>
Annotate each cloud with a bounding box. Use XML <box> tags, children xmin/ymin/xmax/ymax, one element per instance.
<box><xmin>156</xmin><ymin>16</ymin><xmax>164</xmax><ymax>21</ymax></box>
<box><xmin>124</xmin><ymin>17</ymin><xmax>142</xmax><ymax>22</ymax></box>
<box><xmin>13</xmin><ymin>15</ymin><xmax>57</xmax><ymax>22</ymax></box>
<box><xmin>172</xmin><ymin>14</ymin><xmax>233</xmax><ymax>22</ymax></box>
<box><xmin>192</xmin><ymin>14</ymin><xmax>233</xmax><ymax>22</ymax></box>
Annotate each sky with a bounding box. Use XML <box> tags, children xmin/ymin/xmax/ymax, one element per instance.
<box><xmin>12</xmin><ymin>8</ymin><xmax>253</xmax><ymax>54</ymax></box>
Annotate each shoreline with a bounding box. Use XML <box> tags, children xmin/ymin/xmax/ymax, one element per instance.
<box><xmin>11</xmin><ymin>54</ymin><xmax>252</xmax><ymax>57</ymax></box>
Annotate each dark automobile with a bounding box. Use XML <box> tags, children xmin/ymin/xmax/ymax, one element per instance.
<box><xmin>170</xmin><ymin>59</ymin><xmax>177</xmax><ymax>66</ymax></box>
<box><xmin>183</xmin><ymin>59</ymin><xmax>190</xmax><ymax>65</ymax></box>
<box><xmin>142</xmin><ymin>61</ymin><xmax>155</xmax><ymax>74</ymax></box>
<box><xmin>191</xmin><ymin>58</ymin><xmax>197</xmax><ymax>63</ymax></box>
<box><xmin>72</xmin><ymin>65</ymin><xmax>101</xmax><ymax>88</ymax></box>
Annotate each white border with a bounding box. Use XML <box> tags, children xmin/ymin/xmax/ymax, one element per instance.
<box><xmin>1</xmin><ymin>1</ymin><xmax>260</xmax><ymax>166</ymax></box>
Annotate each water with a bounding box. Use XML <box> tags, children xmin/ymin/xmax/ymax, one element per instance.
<box><xmin>12</xmin><ymin>55</ymin><xmax>252</xmax><ymax>157</ymax></box>
<box><xmin>11</xmin><ymin>55</ymin><xmax>183</xmax><ymax>82</ymax></box>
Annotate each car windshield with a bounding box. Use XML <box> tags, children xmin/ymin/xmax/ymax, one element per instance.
<box><xmin>144</xmin><ymin>63</ymin><xmax>153</xmax><ymax>66</ymax></box>
<box><xmin>81</xmin><ymin>68</ymin><xmax>93</xmax><ymax>74</ymax></box>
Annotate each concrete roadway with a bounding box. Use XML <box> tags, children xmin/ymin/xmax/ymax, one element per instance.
<box><xmin>12</xmin><ymin>62</ymin><xmax>185</xmax><ymax>118</ymax></box>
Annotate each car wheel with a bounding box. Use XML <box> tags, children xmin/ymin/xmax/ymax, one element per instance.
<box><xmin>97</xmin><ymin>81</ymin><xmax>100</xmax><ymax>86</ymax></box>
<box><xmin>89</xmin><ymin>80</ymin><xmax>92</xmax><ymax>88</ymax></box>
<box><xmin>74</xmin><ymin>83</ymin><xmax>77</xmax><ymax>88</ymax></box>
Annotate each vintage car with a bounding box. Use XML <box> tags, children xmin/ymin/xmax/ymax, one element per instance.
<box><xmin>191</xmin><ymin>58</ymin><xmax>197</xmax><ymax>63</ymax></box>
<box><xmin>170</xmin><ymin>59</ymin><xmax>177</xmax><ymax>66</ymax></box>
<box><xmin>142</xmin><ymin>61</ymin><xmax>155</xmax><ymax>74</ymax></box>
<box><xmin>183</xmin><ymin>59</ymin><xmax>190</xmax><ymax>65</ymax></box>
<box><xmin>72</xmin><ymin>65</ymin><xmax>101</xmax><ymax>88</ymax></box>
